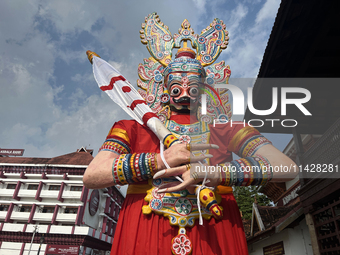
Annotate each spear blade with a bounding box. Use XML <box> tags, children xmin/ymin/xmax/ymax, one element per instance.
<box><xmin>87</xmin><ymin>50</ymin><xmax>172</xmax><ymax>142</ymax></box>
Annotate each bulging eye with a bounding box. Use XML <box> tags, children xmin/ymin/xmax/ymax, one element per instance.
<box><xmin>189</xmin><ymin>87</ymin><xmax>199</xmax><ymax>96</ymax></box>
<box><xmin>170</xmin><ymin>87</ymin><xmax>181</xmax><ymax>96</ymax></box>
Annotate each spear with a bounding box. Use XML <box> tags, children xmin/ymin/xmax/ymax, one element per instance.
<box><xmin>86</xmin><ymin>51</ymin><xmax>172</xmax><ymax>143</ymax></box>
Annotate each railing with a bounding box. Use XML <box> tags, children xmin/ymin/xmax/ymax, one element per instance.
<box><xmin>62</xmin><ymin>190</ymin><xmax>82</xmax><ymax>199</ymax></box>
<box><xmin>0</xmin><ymin>166</ymin><xmax>86</xmax><ymax>175</ymax></box>
<box><xmin>33</xmin><ymin>212</ymin><xmax>54</xmax><ymax>222</ymax></box>
<box><xmin>0</xmin><ymin>211</ymin><xmax>7</xmax><ymax>220</ymax></box>
<box><xmin>40</xmin><ymin>190</ymin><xmax>60</xmax><ymax>199</ymax></box>
<box><xmin>49</xmin><ymin>225</ymin><xmax>73</xmax><ymax>234</ymax></box>
<box><xmin>1</xmin><ymin>189</ymin><xmax>15</xmax><ymax>197</ymax></box>
<box><xmin>17</xmin><ymin>189</ymin><xmax>37</xmax><ymax>198</ymax></box>
<box><xmin>11</xmin><ymin>211</ymin><xmax>30</xmax><ymax>221</ymax></box>
<box><xmin>301</xmin><ymin>117</ymin><xmax>340</xmax><ymax>183</ymax></box>
<box><xmin>312</xmin><ymin>192</ymin><xmax>340</xmax><ymax>254</ymax></box>
<box><xmin>56</xmin><ymin>213</ymin><xmax>77</xmax><ymax>222</ymax></box>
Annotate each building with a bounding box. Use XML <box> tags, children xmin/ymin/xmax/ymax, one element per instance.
<box><xmin>246</xmin><ymin>138</ymin><xmax>313</xmax><ymax>255</ymax></box>
<box><xmin>0</xmin><ymin>147</ymin><xmax>124</xmax><ymax>255</ymax></box>
<box><xmin>244</xmin><ymin>0</ymin><xmax>339</xmax><ymax>254</ymax></box>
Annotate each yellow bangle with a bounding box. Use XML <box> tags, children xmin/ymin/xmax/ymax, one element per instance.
<box><xmin>130</xmin><ymin>153</ymin><xmax>138</xmax><ymax>183</ymax></box>
<box><xmin>117</xmin><ymin>154</ymin><xmax>127</xmax><ymax>185</ymax></box>
<box><xmin>163</xmin><ymin>134</ymin><xmax>178</xmax><ymax>149</ymax></box>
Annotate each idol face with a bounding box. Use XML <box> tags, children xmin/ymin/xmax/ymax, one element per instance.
<box><xmin>167</xmin><ymin>72</ymin><xmax>203</xmax><ymax>113</ymax></box>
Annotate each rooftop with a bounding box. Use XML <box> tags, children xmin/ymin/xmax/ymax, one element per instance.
<box><xmin>0</xmin><ymin>147</ymin><xmax>94</xmax><ymax>166</ymax></box>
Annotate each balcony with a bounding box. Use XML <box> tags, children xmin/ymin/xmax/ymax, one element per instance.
<box><xmin>17</xmin><ymin>189</ymin><xmax>37</xmax><ymax>198</ymax></box>
<box><xmin>62</xmin><ymin>190</ymin><xmax>82</xmax><ymax>200</ymax></box>
<box><xmin>2</xmin><ymin>223</ymin><xmax>25</xmax><ymax>231</ymax></box>
<box><xmin>40</xmin><ymin>190</ymin><xmax>59</xmax><ymax>199</ymax></box>
<box><xmin>56</xmin><ymin>213</ymin><xmax>77</xmax><ymax>223</ymax></box>
<box><xmin>33</xmin><ymin>212</ymin><xmax>54</xmax><ymax>222</ymax></box>
<box><xmin>49</xmin><ymin>225</ymin><xmax>73</xmax><ymax>234</ymax></box>
<box><xmin>11</xmin><ymin>211</ymin><xmax>30</xmax><ymax>221</ymax></box>
<box><xmin>1</xmin><ymin>189</ymin><xmax>14</xmax><ymax>197</ymax></box>
<box><xmin>0</xmin><ymin>211</ymin><xmax>7</xmax><ymax>220</ymax></box>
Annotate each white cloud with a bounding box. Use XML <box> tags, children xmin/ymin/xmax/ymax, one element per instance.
<box><xmin>192</xmin><ymin>0</ymin><xmax>206</xmax><ymax>14</ymax></box>
<box><xmin>219</xmin><ymin>0</ymin><xmax>280</xmax><ymax>78</ymax></box>
<box><xmin>44</xmin><ymin>93</ymin><xmax>128</xmax><ymax>157</ymax></box>
<box><xmin>71</xmin><ymin>73</ymin><xmax>83</xmax><ymax>82</ymax></box>
<box><xmin>57</xmin><ymin>49</ymin><xmax>88</xmax><ymax>65</ymax></box>
<box><xmin>0</xmin><ymin>61</ymin><xmax>59</xmax><ymax>129</ymax></box>
<box><xmin>255</xmin><ymin>0</ymin><xmax>281</xmax><ymax>25</ymax></box>
<box><xmin>71</xmin><ymin>72</ymin><xmax>93</xmax><ymax>86</ymax></box>
<box><xmin>0</xmin><ymin>0</ymin><xmax>281</xmax><ymax>160</ymax></box>
<box><xmin>37</xmin><ymin>1</ymin><xmax>96</xmax><ymax>34</ymax></box>
<box><xmin>228</xmin><ymin>4</ymin><xmax>249</xmax><ymax>33</ymax></box>
<box><xmin>107</xmin><ymin>60</ymin><xmax>137</xmax><ymax>86</ymax></box>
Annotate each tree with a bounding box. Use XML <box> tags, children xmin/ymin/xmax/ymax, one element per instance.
<box><xmin>233</xmin><ymin>186</ymin><xmax>272</xmax><ymax>220</ymax></box>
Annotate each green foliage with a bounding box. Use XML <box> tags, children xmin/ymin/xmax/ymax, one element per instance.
<box><xmin>233</xmin><ymin>186</ymin><xmax>272</xmax><ymax>220</ymax></box>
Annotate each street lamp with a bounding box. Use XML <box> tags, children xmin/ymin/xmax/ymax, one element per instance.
<box><xmin>28</xmin><ymin>225</ymin><xmax>38</xmax><ymax>255</ymax></box>
<box><xmin>37</xmin><ymin>234</ymin><xmax>45</xmax><ymax>255</ymax></box>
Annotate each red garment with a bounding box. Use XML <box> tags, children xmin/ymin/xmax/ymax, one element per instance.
<box><xmin>108</xmin><ymin>116</ymin><xmax>249</xmax><ymax>255</ymax></box>
<box><xmin>111</xmin><ymin>193</ymin><xmax>248</xmax><ymax>255</ymax></box>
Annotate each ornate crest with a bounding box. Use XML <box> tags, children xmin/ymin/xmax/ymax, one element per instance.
<box><xmin>137</xmin><ymin>12</ymin><xmax>232</xmax><ymax>124</ymax></box>
<box><xmin>143</xmin><ymin>178</ymin><xmax>222</xmax><ymax>255</ymax></box>
<box><xmin>142</xmin><ymin>179</ymin><xmax>218</xmax><ymax>225</ymax></box>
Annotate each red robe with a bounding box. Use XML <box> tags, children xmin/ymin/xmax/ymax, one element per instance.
<box><xmin>107</xmin><ymin>114</ymin><xmax>249</xmax><ymax>255</ymax></box>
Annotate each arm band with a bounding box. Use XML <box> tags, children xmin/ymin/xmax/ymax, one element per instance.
<box><xmin>112</xmin><ymin>153</ymin><xmax>158</xmax><ymax>185</ymax></box>
<box><xmin>228</xmin><ymin>126</ymin><xmax>272</xmax><ymax>158</ymax></box>
<box><xmin>219</xmin><ymin>155</ymin><xmax>273</xmax><ymax>187</ymax></box>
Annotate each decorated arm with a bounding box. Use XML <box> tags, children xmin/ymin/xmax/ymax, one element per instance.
<box><xmin>83</xmin><ymin>136</ymin><xmax>216</xmax><ymax>189</ymax></box>
<box><xmin>218</xmin><ymin>145</ymin><xmax>297</xmax><ymax>187</ymax></box>
<box><xmin>223</xmin><ymin>125</ymin><xmax>298</xmax><ymax>183</ymax></box>
<box><xmin>154</xmin><ymin>131</ymin><xmax>298</xmax><ymax>192</ymax></box>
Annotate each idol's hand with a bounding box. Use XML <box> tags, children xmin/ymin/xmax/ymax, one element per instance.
<box><xmin>155</xmin><ymin>143</ymin><xmax>219</xmax><ymax>172</ymax></box>
<box><xmin>153</xmin><ymin>162</ymin><xmax>221</xmax><ymax>193</ymax></box>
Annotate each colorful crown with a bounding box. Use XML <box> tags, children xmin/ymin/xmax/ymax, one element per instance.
<box><xmin>137</xmin><ymin>12</ymin><xmax>232</xmax><ymax>123</ymax></box>
<box><xmin>163</xmin><ymin>48</ymin><xmax>206</xmax><ymax>85</ymax></box>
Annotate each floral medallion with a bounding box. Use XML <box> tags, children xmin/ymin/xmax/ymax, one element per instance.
<box><xmin>171</xmin><ymin>229</ymin><xmax>192</xmax><ymax>255</ymax></box>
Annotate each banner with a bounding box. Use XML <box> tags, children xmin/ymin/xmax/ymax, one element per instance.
<box><xmin>45</xmin><ymin>245</ymin><xmax>79</xmax><ymax>255</ymax></box>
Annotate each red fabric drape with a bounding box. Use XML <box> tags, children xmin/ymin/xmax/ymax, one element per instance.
<box><xmin>111</xmin><ymin>193</ymin><xmax>248</xmax><ymax>255</ymax></box>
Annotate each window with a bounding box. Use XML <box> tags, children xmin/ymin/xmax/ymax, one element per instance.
<box><xmin>19</xmin><ymin>206</ymin><xmax>32</xmax><ymax>212</ymax></box>
<box><xmin>70</xmin><ymin>186</ymin><xmax>83</xmax><ymax>191</ymax></box>
<box><xmin>7</xmin><ymin>184</ymin><xmax>16</xmax><ymax>189</ymax></box>
<box><xmin>41</xmin><ymin>206</ymin><xmax>55</xmax><ymax>213</ymax></box>
<box><xmin>0</xmin><ymin>205</ymin><xmax>9</xmax><ymax>211</ymax></box>
<box><xmin>48</xmin><ymin>185</ymin><xmax>61</xmax><ymax>191</ymax></box>
<box><xmin>64</xmin><ymin>207</ymin><xmax>78</xmax><ymax>214</ymax></box>
<box><xmin>312</xmin><ymin>191</ymin><xmax>340</xmax><ymax>253</ymax></box>
<box><xmin>28</xmin><ymin>184</ymin><xmax>39</xmax><ymax>190</ymax></box>
<box><xmin>15</xmin><ymin>221</ymin><xmax>28</xmax><ymax>224</ymax></box>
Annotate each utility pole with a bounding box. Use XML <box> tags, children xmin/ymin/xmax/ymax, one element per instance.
<box><xmin>28</xmin><ymin>225</ymin><xmax>38</xmax><ymax>255</ymax></box>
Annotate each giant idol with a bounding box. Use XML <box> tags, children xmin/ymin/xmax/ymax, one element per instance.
<box><xmin>84</xmin><ymin>12</ymin><xmax>297</xmax><ymax>255</ymax></box>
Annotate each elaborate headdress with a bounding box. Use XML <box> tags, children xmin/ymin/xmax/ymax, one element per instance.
<box><xmin>137</xmin><ymin>12</ymin><xmax>232</xmax><ymax>123</ymax></box>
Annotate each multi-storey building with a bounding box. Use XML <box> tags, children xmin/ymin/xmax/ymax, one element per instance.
<box><xmin>0</xmin><ymin>147</ymin><xmax>124</xmax><ymax>255</ymax></box>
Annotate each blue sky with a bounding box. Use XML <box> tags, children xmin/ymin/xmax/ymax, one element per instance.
<box><xmin>0</xmin><ymin>0</ymin><xmax>291</xmax><ymax>158</ymax></box>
